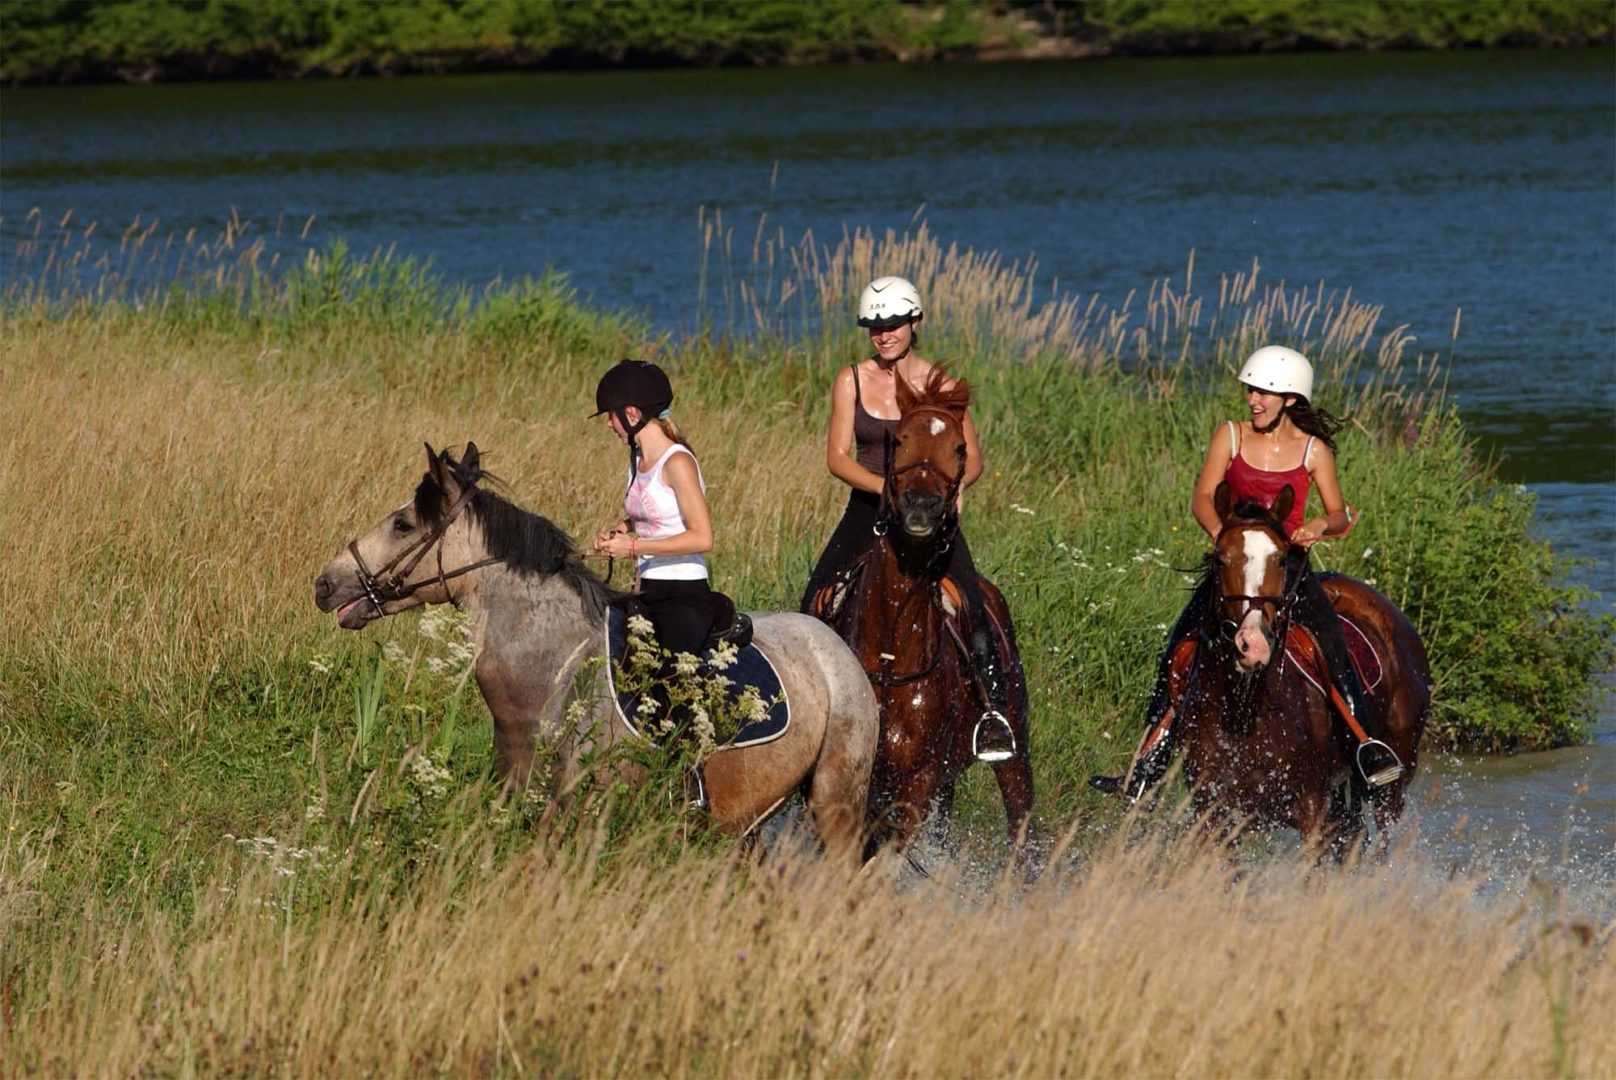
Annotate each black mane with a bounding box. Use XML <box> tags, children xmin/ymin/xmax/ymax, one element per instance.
<box><xmin>414</xmin><ymin>471</ymin><xmax>619</xmax><ymax>617</ymax></box>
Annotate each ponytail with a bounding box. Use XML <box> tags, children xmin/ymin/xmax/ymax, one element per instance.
<box><xmin>1286</xmin><ymin>398</ymin><xmax>1344</xmax><ymax>454</ymax></box>
<box><xmin>653</xmin><ymin>413</ymin><xmax>691</xmax><ymax>452</ymax></box>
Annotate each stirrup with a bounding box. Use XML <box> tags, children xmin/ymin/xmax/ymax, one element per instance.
<box><xmin>972</xmin><ymin>709</ymin><xmax>1016</xmax><ymax>763</ymax></box>
<box><xmin>1356</xmin><ymin>739</ymin><xmax>1405</xmax><ymax>789</ymax></box>
<box><xmin>682</xmin><ymin>762</ymin><xmax>709</xmax><ymax>811</ymax></box>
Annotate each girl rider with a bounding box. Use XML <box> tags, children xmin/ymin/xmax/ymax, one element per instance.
<box><xmin>590</xmin><ymin>359</ymin><xmax>715</xmax><ymax>664</ymax></box>
<box><xmin>799</xmin><ymin>276</ymin><xmax>1016</xmax><ymax>763</ymax></box>
<box><xmin>1090</xmin><ymin>345</ymin><xmax>1405</xmax><ymax>799</ymax></box>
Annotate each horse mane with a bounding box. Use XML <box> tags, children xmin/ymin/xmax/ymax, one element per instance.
<box><xmin>896</xmin><ymin>364</ymin><xmax>971</xmax><ymax>416</ymax></box>
<box><xmin>414</xmin><ymin>464</ymin><xmax>619</xmax><ymax>618</ymax></box>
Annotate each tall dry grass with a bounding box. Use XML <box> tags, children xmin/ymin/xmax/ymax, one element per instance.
<box><xmin>3</xmin><ymin>809</ymin><xmax>1611</xmax><ymax>1076</ymax></box>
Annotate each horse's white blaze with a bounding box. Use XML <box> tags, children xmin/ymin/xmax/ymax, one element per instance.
<box><xmin>928</xmin><ymin>417</ymin><xmax>946</xmax><ymax>436</ymax></box>
<box><xmin>1234</xmin><ymin>529</ymin><xmax>1280</xmax><ymax>667</ymax></box>
<box><xmin>1241</xmin><ymin>529</ymin><xmax>1278</xmax><ymax>602</ymax></box>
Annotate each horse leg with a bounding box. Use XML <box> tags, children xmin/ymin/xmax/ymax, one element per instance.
<box><xmin>992</xmin><ymin>752</ymin><xmax>1036</xmax><ymax>866</ymax></box>
<box><xmin>877</xmin><ymin>765</ymin><xmax>944</xmax><ymax>856</ymax></box>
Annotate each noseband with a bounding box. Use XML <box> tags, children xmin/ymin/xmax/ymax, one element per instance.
<box><xmin>347</xmin><ymin>479</ymin><xmax>502</xmax><ymax>614</ymax></box>
<box><xmin>1211</xmin><ymin>523</ymin><xmax>1304</xmax><ymax>648</ymax></box>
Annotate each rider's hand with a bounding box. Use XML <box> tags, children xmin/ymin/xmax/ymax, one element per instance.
<box><xmin>598</xmin><ymin>532</ymin><xmax>637</xmax><ymax>560</ymax></box>
<box><xmin>593</xmin><ymin>521</ymin><xmax>629</xmax><ymax>550</ymax></box>
<box><xmin>1290</xmin><ymin>519</ymin><xmax>1326</xmax><ymax>548</ymax></box>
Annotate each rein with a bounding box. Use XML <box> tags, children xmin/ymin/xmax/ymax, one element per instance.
<box><xmin>347</xmin><ymin>481</ymin><xmax>502</xmax><ymax>614</ymax></box>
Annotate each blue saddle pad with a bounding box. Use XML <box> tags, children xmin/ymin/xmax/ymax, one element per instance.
<box><xmin>604</xmin><ymin>605</ymin><xmax>790</xmax><ymax>748</ymax></box>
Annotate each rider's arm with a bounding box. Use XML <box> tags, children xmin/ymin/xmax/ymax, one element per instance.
<box><xmin>960</xmin><ymin>408</ymin><xmax>985</xmax><ymax>490</ymax></box>
<box><xmin>629</xmin><ymin>452</ymin><xmax>712</xmax><ymax>557</ymax></box>
<box><xmin>1191</xmin><ymin>423</ymin><xmax>1235</xmax><ymax>540</ymax></box>
<box><xmin>826</xmin><ymin>366</ymin><xmax>885</xmax><ymax>496</ymax></box>
<box><xmin>1295</xmin><ymin>442</ymin><xmax>1351</xmax><ymax>545</ymax></box>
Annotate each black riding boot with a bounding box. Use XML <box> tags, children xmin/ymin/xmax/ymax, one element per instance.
<box><xmin>1088</xmin><ymin>646</ymin><xmax>1182</xmax><ymax>801</ymax></box>
<box><xmin>1334</xmin><ymin>661</ymin><xmax>1404</xmax><ymax>788</ymax></box>
<box><xmin>1089</xmin><ymin>594</ymin><xmax>1204</xmax><ymax>801</ymax></box>
<box><xmin>968</xmin><ymin>628</ymin><xmax>1017</xmax><ymax>763</ymax></box>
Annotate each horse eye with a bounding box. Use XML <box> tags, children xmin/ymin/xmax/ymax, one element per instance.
<box><xmin>393</xmin><ymin>515</ymin><xmax>413</xmax><ymax>534</ymax></box>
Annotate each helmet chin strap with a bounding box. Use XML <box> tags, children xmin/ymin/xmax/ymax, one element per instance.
<box><xmin>617</xmin><ymin>406</ymin><xmax>653</xmax><ymax>475</ymax></box>
<box><xmin>1252</xmin><ymin>403</ymin><xmax>1286</xmax><ymax>435</ymax></box>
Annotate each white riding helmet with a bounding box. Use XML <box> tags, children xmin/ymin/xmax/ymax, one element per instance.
<box><xmin>1238</xmin><ymin>345</ymin><xmax>1314</xmax><ymax>401</ymax></box>
<box><xmin>857</xmin><ymin>276</ymin><xmax>923</xmax><ymax>330</ymax></box>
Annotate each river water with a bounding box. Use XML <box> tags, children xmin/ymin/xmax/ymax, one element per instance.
<box><xmin>4</xmin><ymin>48</ymin><xmax>1611</xmax><ymax>884</ymax></box>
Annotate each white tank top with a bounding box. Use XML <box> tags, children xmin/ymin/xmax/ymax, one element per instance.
<box><xmin>624</xmin><ymin>444</ymin><xmax>708</xmax><ymax>581</ymax></box>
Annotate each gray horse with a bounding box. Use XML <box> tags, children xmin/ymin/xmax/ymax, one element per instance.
<box><xmin>314</xmin><ymin>444</ymin><xmax>878</xmax><ymax>860</ymax></box>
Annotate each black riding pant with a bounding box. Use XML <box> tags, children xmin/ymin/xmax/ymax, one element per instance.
<box><xmin>639</xmin><ymin>577</ymin><xmax>713</xmax><ymax>657</ymax></box>
<box><xmin>800</xmin><ymin>489</ymin><xmax>984</xmax><ymax>620</ymax></box>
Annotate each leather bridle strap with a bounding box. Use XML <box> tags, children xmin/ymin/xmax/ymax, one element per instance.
<box><xmin>347</xmin><ymin>482</ymin><xmax>502</xmax><ymax>612</ymax></box>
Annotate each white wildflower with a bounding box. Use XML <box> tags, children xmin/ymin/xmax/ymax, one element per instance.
<box><xmin>672</xmin><ymin>651</ymin><xmax>701</xmax><ymax>677</ymax></box>
<box><xmin>626</xmin><ymin>613</ymin><xmax>655</xmax><ymax>639</ymax></box>
<box><xmin>408</xmin><ymin>754</ymin><xmax>453</xmax><ymax>800</ymax></box>
<box><xmin>307</xmin><ymin>654</ymin><xmax>333</xmax><ymax>675</ymax></box>
<box><xmin>1011</xmin><ymin>504</ymin><xmax>1036</xmax><ymax>516</ymax></box>
<box><xmin>636</xmin><ymin>694</ymin><xmax>660</xmax><ymax>717</ymax></box>
<box><xmin>304</xmin><ymin>794</ymin><xmax>326</xmax><ymax>823</ymax></box>
<box><xmin>709</xmin><ymin>639</ymin><xmax>739</xmax><ymax>670</ymax></box>
<box><xmin>382</xmin><ymin>641</ymin><xmax>409</xmax><ymax>667</ymax></box>
<box><xmin>1362</xmin><ymin>547</ymin><xmax>1375</xmax><ymax>560</ymax></box>
<box><xmin>691</xmin><ymin>706</ymin><xmax>717</xmax><ymax>753</ymax></box>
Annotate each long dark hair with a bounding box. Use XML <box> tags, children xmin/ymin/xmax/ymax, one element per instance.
<box><xmin>1285</xmin><ymin>397</ymin><xmax>1345</xmax><ymax>454</ymax></box>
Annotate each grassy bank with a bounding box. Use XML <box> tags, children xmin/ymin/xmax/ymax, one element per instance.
<box><xmin>0</xmin><ymin>214</ymin><xmax>1611</xmax><ymax>1072</ymax></box>
<box><xmin>3</xmin><ymin>0</ymin><xmax>1611</xmax><ymax>84</ymax></box>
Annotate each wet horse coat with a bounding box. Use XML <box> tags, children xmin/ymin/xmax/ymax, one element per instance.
<box><xmin>314</xmin><ymin>444</ymin><xmax>879</xmax><ymax>860</ymax></box>
<box><xmin>1179</xmin><ymin>485</ymin><xmax>1431</xmax><ymax>853</ymax></box>
<box><xmin>832</xmin><ymin>371</ymin><xmax>1034</xmax><ymax>855</ymax></box>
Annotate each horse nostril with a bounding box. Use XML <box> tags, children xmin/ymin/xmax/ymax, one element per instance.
<box><xmin>314</xmin><ymin>574</ymin><xmax>332</xmax><ymax>604</ymax></box>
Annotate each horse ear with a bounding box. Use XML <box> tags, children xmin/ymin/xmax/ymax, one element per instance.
<box><xmin>1214</xmin><ymin>481</ymin><xmax>1231</xmax><ymax>522</ymax></box>
<box><xmin>1271</xmin><ymin>484</ymin><xmax>1295</xmax><ymax>529</ymax></box>
<box><xmin>460</xmin><ymin>441</ymin><xmax>482</xmax><ymax>484</ymax></box>
<box><xmin>425</xmin><ymin>442</ymin><xmax>448</xmax><ymax>489</ymax></box>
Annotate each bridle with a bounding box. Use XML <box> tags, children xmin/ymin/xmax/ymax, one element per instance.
<box><xmin>346</xmin><ymin>478</ymin><xmax>502</xmax><ymax>615</ymax></box>
<box><xmin>1210</xmin><ymin>520</ymin><xmax>1304</xmax><ymax>654</ymax></box>
<box><xmin>875</xmin><ymin>405</ymin><xmax>967</xmax><ymax>550</ymax></box>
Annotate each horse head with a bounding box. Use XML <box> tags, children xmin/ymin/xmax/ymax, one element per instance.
<box><xmin>886</xmin><ymin>367</ymin><xmax>970</xmax><ymax>544</ymax></box>
<box><xmin>1207</xmin><ymin>481</ymin><xmax>1303</xmax><ymax>676</ymax></box>
<box><xmin>314</xmin><ymin>442</ymin><xmax>495</xmax><ymax>628</ymax></box>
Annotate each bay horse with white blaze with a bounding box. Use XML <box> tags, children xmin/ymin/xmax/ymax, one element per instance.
<box><xmin>1180</xmin><ymin>482</ymin><xmax>1430</xmax><ymax>855</ymax></box>
<box><xmin>314</xmin><ymin>444</ymin><xmax>879</xmax><ymax>861</ymax></box>
<box><xmin>829</xmin><ymin>370</ymin><xmax>1034</xmax><ymax>857</ymax></box>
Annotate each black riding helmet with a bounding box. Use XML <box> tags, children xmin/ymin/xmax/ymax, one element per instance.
<box><xmin>593</xmin><ymin>359</ymin><xmax>674</xmax><ymax>469</ymax></box>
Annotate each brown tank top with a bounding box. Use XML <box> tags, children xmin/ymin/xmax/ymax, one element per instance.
<box><xmin>851</xmin><ymin>365</ymin><xmax>899</xmax><ymax>475</ymax></box>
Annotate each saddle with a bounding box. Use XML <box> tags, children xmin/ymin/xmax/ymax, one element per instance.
<box><xmin>603</xmin><ymin>598</ymin><xmax>787</xmax><ymax>749</ymax></box>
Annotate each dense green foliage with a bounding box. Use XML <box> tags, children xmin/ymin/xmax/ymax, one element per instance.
<box><xmin>3</xmin><ymin>0</ymin><xmax>1610</xmax><ymax>84</ymax></box>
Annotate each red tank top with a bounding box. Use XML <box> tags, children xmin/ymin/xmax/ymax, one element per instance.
<box><xmin>1222</xmin><ymin>421</ymin><xmax>1312</xmax><ymax>535</ymax></box>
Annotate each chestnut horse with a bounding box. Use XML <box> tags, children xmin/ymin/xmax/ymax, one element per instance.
<box><xmin>1180</xmin><ymin>484</ymin><xmax>1431</xmax><ymax>856</ymax></box>
<box><xmin>833</xmin><ymin>370</ymin><xmax>1034</xmax><ymax>857</ymax></box>
<box><xmin>314</xmin><ymin>444</ymin><xmax>879</xmax><ymax>862</ymax></box>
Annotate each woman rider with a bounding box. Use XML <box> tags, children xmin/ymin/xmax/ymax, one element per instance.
<box><xmin>590</xmin><ymin>359</ymin><xmax>715</xmax><ymax>668</ymax></box>
<box><xmin>1090</xmin><ymin>345</ymin><xmax>1405</xmax><ymax>799</ymax></box>
<box><xmin>799</xmin><ymin>275</ymin><xmax>1017</xmax><ymax>763</ymax></box>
